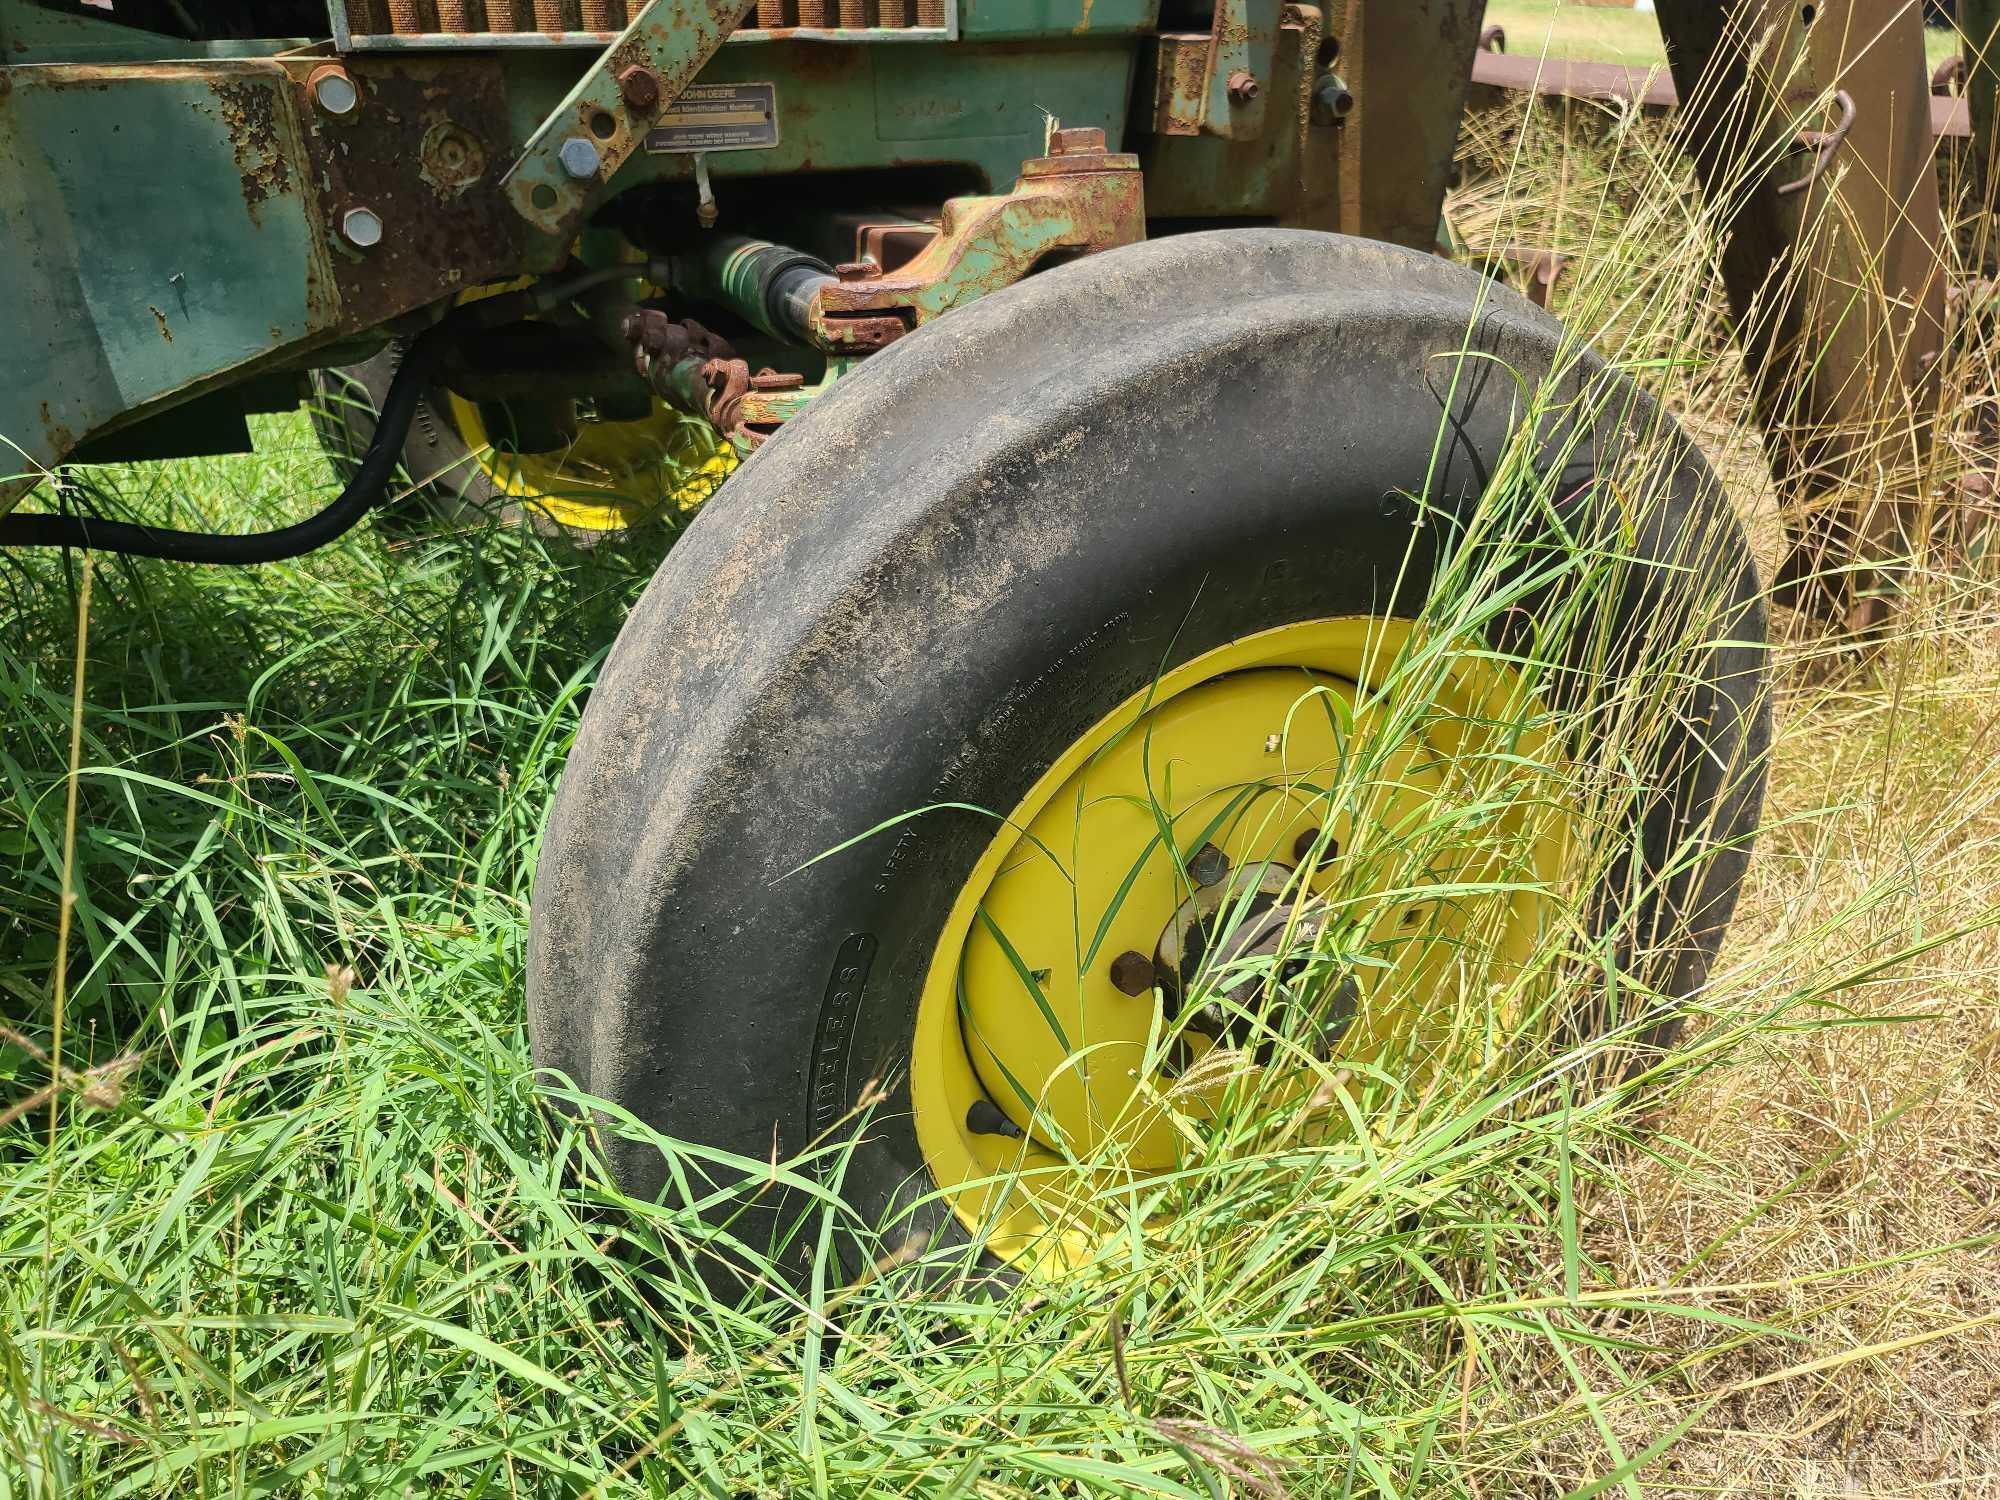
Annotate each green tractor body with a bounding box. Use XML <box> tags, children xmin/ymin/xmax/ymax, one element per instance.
<box><xmin>0</xmin><ymin>0</ymin><xmax>1483</xmax><ymax>512</ymax></box>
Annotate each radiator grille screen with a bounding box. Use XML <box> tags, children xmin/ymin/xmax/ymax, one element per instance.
<box><xmin>337</xmin><ymin>0</ymin><xmax>945</xmax><ymax>38</ymax></box>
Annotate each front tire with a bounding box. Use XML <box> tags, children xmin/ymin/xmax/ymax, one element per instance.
<box><xmin>527</xmin><ymin>229</ymin><xmax>1769</xmax><ymax>1282</ymax></box>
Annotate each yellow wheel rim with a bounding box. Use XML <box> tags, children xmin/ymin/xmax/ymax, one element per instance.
<box><xmin>440</xmin><ymin>280</ymin><xmax>737</xmax><ymax>533</ymax></box>
<box><xmin>910</xmin><ymin>616</ymin><xmax>1567</xmax><ymax>1271</ymax></box>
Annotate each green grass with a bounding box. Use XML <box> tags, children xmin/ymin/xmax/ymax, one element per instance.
<box><xmin>0</xmin><ymin>428</ymin><xmax>1703</xmax><ymax>1496</ymax></box>
<box><xmin>6</xmin><ymin>75</ymin><xmax>2000</xmax><ymax>1498</ymax></box>
<box><xmin>1483</xmin><ymin>1</ymin><xmax>1670</xmax><ymax>66</ymax></box>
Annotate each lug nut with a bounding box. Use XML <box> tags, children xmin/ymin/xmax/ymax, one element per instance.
<box><xmin>965</xmin><ymin>1099</ymin><xmax>1024</xmax><ymax>1139</ymax></box>
<box><xmin>1109</xmin><ymin>950</ymin><xmax>1156</xmax><ymax>997</ymax></box>
<box><xmin>617</xmin><ymin>64</ymin><xmax>662</xmax><ymax>111</ymax></box>
<box><xmin>1188</xmin><ymin>843</ymin><xmax>1229</xmax><ymax>887</ymax></box>
<box><xmin>340</xmin><ymin>206</ymin><xmax>384</xmax><ymax>249</ymax></box>
<box><xmin>558</xmin><ymin>135</ymin><xmax>602</xmax><ymax>180</ymax></box>
<box><xmin>309</xmin><ymin>65</ymin><xmax>359</xmax><ymax>118</ymax></box>
<box><xmin>1228</xmin><ymin>70</ymin><xmax>1260</xmax><ymax>104</ymax></box>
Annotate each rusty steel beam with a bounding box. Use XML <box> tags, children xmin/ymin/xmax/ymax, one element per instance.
<box><xmin>1468</xmin><ymin>45</ymin><xmax>1971</xmax><ymax>138</ymax></box>
<box><xmin>1653</xmin><ymin>0</ymin><xmax>1947</xmax><ymax>628</ymax></box>
<box><xmin>1332</xmin><ymin>0</ymin><xmax>1490</xmax><ymax>250</ymax></box>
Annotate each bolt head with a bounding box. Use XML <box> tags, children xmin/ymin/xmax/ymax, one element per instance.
<box><xmin>1227</xmin><ymin>69</ymin><xmax>1260</xmax><ymax>104</ymax></box>
<box><xmin>617</xmin><ymin>65</ymin><xmax>662</xmax><ymax>112</ymax></box>
<box><xmin>310</xmin><ymin>67</ymin><xmax>359</xmax><ymax>117</ymax></box>
<box><xmin>340</xmin><ymin>206</ymin><xmax>384</xmax><ymax>249</ymax></box>
<box><xmin>558</xmin><ymin>135</ymin><xmax>603</xmax><ymax>180</ymax></box>
<box><xmin>1188</xmin><ymin>843</ymin><xmax>1229</xmax><ymax>887</ymax></box>
<box><xmin>1311</xmin><ymin>73</ymin><xmax>1354</xmax><ymax>125</ymax></box>
<box><xmin>1109</xmin><ymin>951</ymin><xmax>1157</xmax><ymax>997</ymax></box>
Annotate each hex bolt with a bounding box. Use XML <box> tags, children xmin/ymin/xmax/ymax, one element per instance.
<box><xmin>1109</xmin><ymin>950</ymin><xmax>1157</xmax><ymax>997</ymax></box>
<box><xmin>1188</xmin><ymin>843</ymin><xmax>1229</xmax><ymax>888</ymax></box>
<box><xmin>965</xmin><ymin>1099</ymin><xmax>1024</xmax><ymax>1139</ymax></box>
<box><xmin>340</xmin><ymin>206</ymin><xmax>384</xmax><ymax>249</ymax></box>
<box><xmin>617</xmin><ymin>65</ymin><xmax>662</xmax><ymax>112</ymax></box>
<box><xmin>1228</xmin><ymin>69</ymin><xmax>1260</xmax><ymax>105</ymax></box>
<box><xmin>558</xmin><ymin>135</ymin><xmax>603</xmax><ymax>180</ymax></box>
<box><xmin>309</xmin><ymin>66</ymin><xmax>359</xmax><ymax>119</ymax></box>
<box><xmin>1311</xmin><ymin>73</ymin><xmax>1354</xmax><ymax>125</ymax></box>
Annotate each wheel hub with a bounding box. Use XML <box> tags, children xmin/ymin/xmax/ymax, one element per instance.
<box><xmin>1146</xmin><ymin>856</ymin><xmax>1358</xmax><ymax>1061</ymax></box>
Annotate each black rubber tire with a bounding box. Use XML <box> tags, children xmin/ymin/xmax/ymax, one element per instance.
<box><xmin>527</xmin><ymin>228</ymin><xmax>1770</xmax><ymax>1282</ymax></box>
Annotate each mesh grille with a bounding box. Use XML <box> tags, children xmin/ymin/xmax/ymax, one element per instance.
<box><xmin>340</xmin><ymin>0</ymin><xmax>934</xmax><ymax>34</ymax></box>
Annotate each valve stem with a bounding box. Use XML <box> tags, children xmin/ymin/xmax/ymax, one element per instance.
<box><xmin>965</xmin><ymin>1099</ymin><xmax>1024</xmax><ymax>1139</ymax></box>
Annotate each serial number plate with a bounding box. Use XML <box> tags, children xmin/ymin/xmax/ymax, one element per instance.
<box><xmin>643</xmin><ymin>82</ymin><xmax>779</xmax><ymax>154</ymax></box>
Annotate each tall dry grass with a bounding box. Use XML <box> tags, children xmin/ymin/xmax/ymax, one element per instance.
<box><xmin>1452</xmin><ymin>33</ymin><xmax>2000</xmax><ymax>1492</ymax></box>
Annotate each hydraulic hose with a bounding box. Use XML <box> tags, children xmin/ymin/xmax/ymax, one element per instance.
<box><xmin>0</xmin><ymin>331</ymin><xmax>441</xmax><ymax>564</ymax></box>
<box><xmin>0</xmin><ymin>263</ymin><xmax>654</xmax><ymax>565</ymax></box>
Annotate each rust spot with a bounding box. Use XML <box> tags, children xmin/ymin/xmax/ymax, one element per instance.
<box><xmin>307</xmin><ymin>56</ymin><xmax>523</xmax><ymax>332</ymax></box>
<box><xmin>419</xmin><ymin>120</ymin><xmax>489</xmax><ymax>197</ymax></box>
<box><xmin>213</xmin><ymin>77</ymin><xmax>293</xmax><ymax>220</ymax></box>
<box><xmin>38</xmin><ymin>402</ymin><xmax>75</xmax><ymax>458</ymax></box>
<box><xmin>150</xmin><ymin>306</ymin><xmax>174</xmax><ymax>343</ymax></box>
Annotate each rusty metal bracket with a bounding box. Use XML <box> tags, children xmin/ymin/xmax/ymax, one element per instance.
<box><xmin>500</xmin><ymin>0</ymin><xmax>758</xmax><ymax>238</ymax></box>
<box><xmin>1151</xmin><ymin>0</ymin><xmax>1280</xmax><ymax>139</ymax></box>
<box><xmin>805</xmin><ymin>127</ymin><xmax>1144</xmax><ymax>354</ymax></box>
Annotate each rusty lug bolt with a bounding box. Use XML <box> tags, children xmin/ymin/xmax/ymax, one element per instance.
<box><xmin>340</xmin><ymin>206</ymin><xmax>384</xmax><ymax>249</ymax></box>
<box><xmin>309</xmin><ymin>66</ymin><xmax>359</xmax><ymax>118</ymax></box>
<box><xmin>617</xmin><ymin>65</ymin><xmax>662</xmax><ymax>112</ymax></box>
<box><xmin>1188</xmin><ymin>843</ymin><xmax>1229</xmax><ymax>887</ymax></box>
<box><xmin>833</xmin><ymin>261</ymin><xmax>877</xmax><ymax>282</ymax></box>
<box><xmin>1108</xmin><ymin>951</ymin><xmax>1157</xmax><ymax>997</ymax></box>
<box><xmin>1227</xmin><ymin>70</ymin><xmax>1260</xmax><ymax>105</ymax></box>
<box><xmin>558</xmin><ymin>135</ymin><xmax>603</xmax><ymax>180</ymax></box>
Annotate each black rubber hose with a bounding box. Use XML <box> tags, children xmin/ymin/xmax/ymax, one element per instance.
<box><xmin>0</xmin><ymin>326</ymin><xmax>442</xmax><ymax>564</ymax></box>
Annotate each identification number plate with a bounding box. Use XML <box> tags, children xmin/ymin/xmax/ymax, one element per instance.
<box><xmin>643</xmin><ymin>82</ymin><xmax>780</xmax><ymax>154</ymax></box>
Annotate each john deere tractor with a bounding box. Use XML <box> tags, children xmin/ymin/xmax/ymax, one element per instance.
<box><xmin>2</xmin><ymin>0</ymin><xmax>1846</xmax><ymax>1279</ymax></box>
